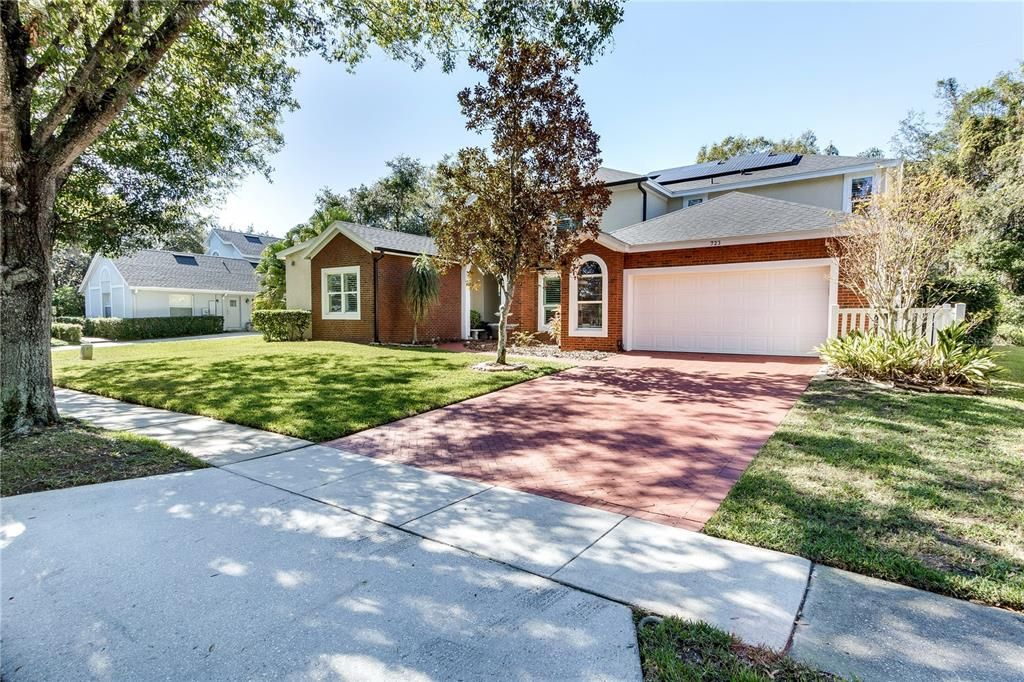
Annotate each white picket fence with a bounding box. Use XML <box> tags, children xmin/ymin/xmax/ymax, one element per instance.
<box><xmin>829</xmin><ymin>303</ymin><xmax>966</xmax><ymax>343</ymax></box>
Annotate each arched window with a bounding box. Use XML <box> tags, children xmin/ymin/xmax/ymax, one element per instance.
<box><xmin>569</xmin><ymin>255</ymin><xmax>607</xmax><ymax>337</ymax></box>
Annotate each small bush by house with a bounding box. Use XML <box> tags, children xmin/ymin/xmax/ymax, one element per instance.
<box><xmin>88</xmin><ymin>316</ymin><xmax>224</xmax><ymax>341</ymax></box>
<box><xmin>919</xmin><ymin>275</ymin><xmax>1000</xmax><ymax>346</ymax></box>
<box><xmin>818</xmin><ymin>322</ymin><xmax>1001</xmax><ymax>390</ymax></box>
<box><xmin>51</xmin><ymin>322</ymin><xmax>82</xmax><ymax>345</ymax></box>
<box><xmin>53</xmin><ymin>316</ymin><xmax>86</xmax><ymax>326</ymax></box>
<box><xmin>252</xmin><ymin>309</ymin><xmax>311</xmax><ymax>341</ymax></box>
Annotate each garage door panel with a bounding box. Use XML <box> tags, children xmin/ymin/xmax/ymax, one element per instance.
<box><xmin>630</xmin><ymin>265</ymin><xmax>830</xmax><ymax>357</ymax></box>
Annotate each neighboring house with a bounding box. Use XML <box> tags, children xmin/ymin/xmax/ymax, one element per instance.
<box><xmin>282</xmin><ymin>152</ymin><xmax>900</xmax><ymax>356</ymax></box>
<box><xmin>206</xmin><ymin>228</ymin><xmax>282</xmax><ymax>264</ymax></box>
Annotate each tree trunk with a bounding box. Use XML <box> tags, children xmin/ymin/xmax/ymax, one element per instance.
<box><xmin>411</xmin><ymin>320</ymin><xmax>418</xmax><ymax>345</ymax></box>
<box><xmin>1</xmin><ymin>166</ymin><xmax>60</xmax><ymax>435</ymax></box>
<box><xmin>495</xmin><ymin>274</ymin><xmax>515</xmax><ymax>365</ymax></box>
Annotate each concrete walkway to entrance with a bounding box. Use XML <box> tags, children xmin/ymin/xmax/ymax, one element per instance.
<box><xmin>8</xmin><ymin>388</ymin><xmax>1019</xmax><ymax>681</ymax></box>
<box><xmin>328</xmin><ymin>351</ymin><xmax>821</xmax><ymax>530</ymax></box>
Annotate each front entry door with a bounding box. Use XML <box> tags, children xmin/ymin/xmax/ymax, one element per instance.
<box><xmin>225</xmin><ymin>296</ymin><xmax>241</xmax><ymax>329</ymax></box>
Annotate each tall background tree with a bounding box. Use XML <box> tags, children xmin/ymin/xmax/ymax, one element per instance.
<box><xmin>1</xmin><ymin>0</ymin><xmax>625</xmax><ymax>433</ymax></box>
<box><xmin>255</xmin><ymin>188</ymin><xmax>353</xmax><ymax>310</ymax></box>
<box><xmin>433</xmin><ymin>41</ymin><xmax>611</xmax><ymax>365</ymax></box>
<box><xmin>695</xmin><ymin>130</ymin><xmax>823</xmax><ymax>162</ymax></box>
<box><xmin>889</xmin><ymin>67</ymin><xmax>1023</xmax><ymax>341</ymax></box>
<box><xmin>343</xmin><ymin>156</ymin><xmax>437</xmax><ymax>235</ymax></box>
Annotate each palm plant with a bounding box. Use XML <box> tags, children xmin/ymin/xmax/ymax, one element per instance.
<box><xmin>404</xmin><ymin>254</ymin><xmax>441</xmax><ymax>344</ymax></box>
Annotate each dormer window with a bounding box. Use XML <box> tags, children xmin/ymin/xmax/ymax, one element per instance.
<box><xmin>844</xmin><ymin>172</ymin><xmax>877</xmax><ymax>212</ymax></box>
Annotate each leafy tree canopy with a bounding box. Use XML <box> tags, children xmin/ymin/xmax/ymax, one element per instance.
<box><xmin>892</xmin><ymin>67</ymin><xmax>1024</xmax><ymax>293</ymax></box>
<box><xmin>16</xmin><ymin>0</ymin><xmax>626</xmax><ymax>258</ymax></box>
<box><xmin>695</xmin><ymin>130</ymin><xmax>824</xmax><ymax>162</ymax></box>
<box><xmin>433</xmin><ymin>41</ymin><xmax>610</xmax><ymax>364</ymax></box>
<box><xmin>255</xmin><ymin>188</ymin><xmax>352</xmax><ymax>309</ymax></box>
<box><xmin>342</xmin><ymin>156</ymin><xmax>437</xmax><ymax>235</ymax></box>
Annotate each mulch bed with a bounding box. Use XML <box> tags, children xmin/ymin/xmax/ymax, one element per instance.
<box><xmin>463</xmin><ymin>340</ymin><xmax>613</xmax><ymax>362</ymax></box>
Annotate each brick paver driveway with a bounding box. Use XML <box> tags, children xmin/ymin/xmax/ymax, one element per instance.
<box><xmin>325</xmin><ymin>352</ymin><xmax>819</xmax><ymax>530</ymax></box>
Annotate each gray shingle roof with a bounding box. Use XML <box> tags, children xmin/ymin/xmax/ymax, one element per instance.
<box><xmin>611</xmin><ymin>192</ymin><xmax>846</xmax><ymax>246</ymax></box>
<box><xmin>596</xmin><ymin>166</ymin><xmax>646</xmax><ymax>184</ymax></box>
<box><xmin>113</xmin><ymin>250</ymin><xmax>260</xmax><ymax>292</ymax></box>
<box><xmin>211</xmin><ymin>228</ymin><xmax>282</xmax><ymax>258</ymax></box>
<box><xmin>650</xmin><ymin>154</ymin><xmax>897</xmax><ymax>193</ymax></box>
<box><xmin>334</xmin><ymin>221</ymin><xmax>438</xmax><ymax>256</ymax></box>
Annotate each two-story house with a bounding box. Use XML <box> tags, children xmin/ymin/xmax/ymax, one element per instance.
<box><xmin>279</xmin><ymin>152</ymin><xmax>899</xmax><ymax>355</ymax></box>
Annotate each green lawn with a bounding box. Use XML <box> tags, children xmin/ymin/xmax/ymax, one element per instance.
<box><xmin>1</xmin><ymin>419</ymin><xmax>207</xmax><ymax>497</ymax></box>
<box><xmin>52</xmin><ymin>337</ymin><xmax>562</xmax><ymax>442</ymax></box>
<box><xmin>705</xmin><ymin>346</ymin><xmax>1024</xmax><ymax>610</ymax></box>
<box><xmin>636</xmin><ymin>615</ymin><xmax>838</xmax><ymax>681</ymax></box>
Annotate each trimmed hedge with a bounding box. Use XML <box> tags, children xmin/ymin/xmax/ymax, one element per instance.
<box><xmin>919</xmin><ymin>275</ymin><xmax>1000</xmax><ymax>346</ymax></box>
<box><xmin>51</xmin><ymin>323</ymin><xmax>82</xmax><ymax>345</ymax></box>
<box><xmin>88</xmin><ymin>315</ymin><xmax>224</xmax><ymax>341</ymax></box>
<box><xmin>252</xmin><ymin>309</ymin><xmax>311</xmax><ymax>341</ymax></box>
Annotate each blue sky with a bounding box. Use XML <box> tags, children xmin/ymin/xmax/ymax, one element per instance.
<box><xmin>214</xmin><ymin>1</ymin><xmax>1023</xmax><ymax>236</ymax></box>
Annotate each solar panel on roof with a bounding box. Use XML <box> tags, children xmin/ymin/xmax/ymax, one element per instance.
<box><xmin>649</xmin><ymin>152</ymin><xmax>802</xmax><ymax>185</ymax></box>
<box><xmin>244</xmin><ymin>235</ymin><xmax>262</xmax><ymax>244</ymax></box>
<box><xmin>173</xmin><ymin>254</ymin><xmax>198</xmax><ymax>266</ymax></box>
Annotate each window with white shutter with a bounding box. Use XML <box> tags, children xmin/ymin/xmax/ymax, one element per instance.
<box><xmin>322</xmin><ymin>266</ymin><xmax>360</xmax><ymax>320</ymax></box>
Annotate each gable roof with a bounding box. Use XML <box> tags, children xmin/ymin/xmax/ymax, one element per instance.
<box><xmin>210</xmin><ymin>228</ymin><xmax>282</xmax><ymax>258</ymax></box>
<box><xmin>610</xmin><ymin>192</ymin><xmax>846</xmax><ymax>247</ymax></box>
<box><xmin>649</xmin><ymin>154</ymin><xmax>898</xmax><ymax>194</ymax></box>
<box><xmin>280</xmin><ymin>221</ymin><xmax>438</xmax><ymax>260</ymax></box>
<box><xmin>596</xmin><ymin>166</ymin><xmax>646</xmax><ymax>185</ymax></box>
<box><xmin>96</xmin><ymin>250</ymin><xmax>260</xmax><ymax>293</ymax></box>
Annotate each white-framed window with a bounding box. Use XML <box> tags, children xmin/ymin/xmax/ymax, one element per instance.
<box><xmin>102</xmin><ymin>292</ymin><xmax>112</xmax><ymax>318</ymax></box>
<box><xmin>685</xmin><ymin>195</ymin><xmax>706</xmax><ymax>208</ymax></box>
<box><xmin>537</xmin><ymin>271</ymin><xmax>561</xmax><ymax>329</ymax></box>
<box><xmin>169</xmin><ymin>293</ymin><xmax>193</xmax><ymax>317</ymax></box>
<box><xmin>322</xmin><ymin>266</ymin><xmax>360</xmax><ymax>320</ymax></box>
<box><xmin>568</xmin><ymin>254</ymin><xmax>608</xmax><ymax>337</ymax></box>
<box><xmin>844</xmin><ymin>172</ymin><xmax>876</xmax><ymax>212</ymax></box>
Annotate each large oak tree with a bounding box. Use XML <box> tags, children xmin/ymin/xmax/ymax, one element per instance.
<box><xmin>433</xmin><ymin>41</ymin><xmax>610</xmax><ymax>365</ymax></box>
<box><xmin>1</xmin><ymin>0</ymin><xmax>624</xmax><ymax>434</ymax></box>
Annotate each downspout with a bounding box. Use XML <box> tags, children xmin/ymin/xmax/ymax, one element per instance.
<box><xmin>372</xmin><ymin>252</ymin><xmax>385</xmax><ymax>344</ymax></box>
<box><xmin>636</xmin><ymin>180</ymin><xmax>648</xmax><ymax>221</ymax></box>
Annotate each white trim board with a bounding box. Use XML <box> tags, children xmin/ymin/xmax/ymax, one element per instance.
<box><xmin>661</xmin><ymin>160</ymin><xmax>900</xmax><ymax>198</ymax></box>
<box><xmin>568</xmin><ymin>254</ymin><xmax>609</xmax><ymax>338</ymax></box>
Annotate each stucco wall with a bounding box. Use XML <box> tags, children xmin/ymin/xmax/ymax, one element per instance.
<box><xmin>284</xmin><ymin>255</ymin><xmax>312</xmax><ymax>311</ymax></box>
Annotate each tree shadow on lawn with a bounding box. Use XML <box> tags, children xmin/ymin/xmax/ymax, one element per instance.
<box><xmin>706</xmin><ymin>432</ymin><xmax>1024</xmax><ymax>610</ymax></box>
<box><xmin>53</xmin><ymin>350</ymin><xmax>554</xmax><ymax>442</ymax></box>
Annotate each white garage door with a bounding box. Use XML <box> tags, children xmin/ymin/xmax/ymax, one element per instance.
<box><xmin>629</xmin><ymin>265</ymin><xmax>831</xmax><ymax>356</ymax></box>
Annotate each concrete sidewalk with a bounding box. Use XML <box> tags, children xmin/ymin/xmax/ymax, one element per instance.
<box><xmin>48</xmin><ymin>388</ymin><xmax>1024</xmax><ymax>681</ymax></box>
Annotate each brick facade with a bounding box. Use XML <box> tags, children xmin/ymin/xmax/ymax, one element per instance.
<box><xmin>560</xmin><ymin>242</ymin><xmax>625</xmax><ymax>352</ymax></box>
<box><xmin>309</xmin><ymin>230</ymin><xmax>864</xmax><ymax>351</ymax></box>
<box><xmin>311</xmin><ymin>232</ymin><xmax>462</xmax><ymax>344</ymax></box>
<box><xmin>552</xmin><ymin>237</ymin><xmax>863</xmax><ymax>352</ymax></box>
